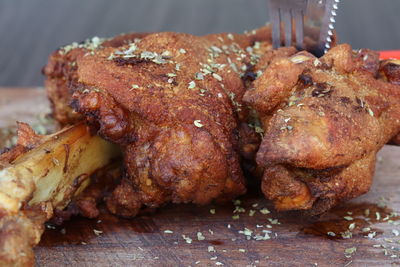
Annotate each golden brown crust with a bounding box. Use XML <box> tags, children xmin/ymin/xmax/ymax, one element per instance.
<box><xmin>64</xmin><ymin>28</ymin><xmax>278</xmax><ymax>216</ymax></box>
<box><xmin>43</xmin><ymin>33</ymin><xmax>149</xmax><ymax>126</ymax></box>
<box><xmin>245</xmin><ymin>44</ymin><xmax>400</xmax><ymax>213</ymax></box>
<box><xmin>43</xmin><ymin>27</ymin><xmax>400</xmax><ymax>216</ymax></box>
<box><xmin>379</xmin><ymin>59</ymin><xmax>400</xmax><ymax>145</ymax></box>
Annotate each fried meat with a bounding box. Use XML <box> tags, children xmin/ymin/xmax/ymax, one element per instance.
<box><xmin>244</xmin><ymin>44</ymin><xmax>400</xmax><ymax>214</ymax></box>
<box><xmin>45</xmin><ymin>27</ymin><xmax>278</xmax><ymax>217</ymax></box>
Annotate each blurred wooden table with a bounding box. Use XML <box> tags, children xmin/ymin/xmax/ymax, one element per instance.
<box><xmin>1</xmin><ymin>88</ymin><xmax>400</xmax><ymax>267</ymax></box>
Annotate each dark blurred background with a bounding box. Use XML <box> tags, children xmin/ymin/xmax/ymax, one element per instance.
<box><xmin>1</xmin><ymin>0</ymin><xmax>399</xmax><ymax>87</ymax></box>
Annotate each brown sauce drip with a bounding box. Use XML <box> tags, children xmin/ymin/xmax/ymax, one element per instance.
<box><xmin>301</xmin><ymin>202</ymin><xmax>399</xmax><ymax>240</ymax></box>
<box><xmin>40</xmin><ymin>208</ymin><xmax>155</xmax><ymax>247</ymax></box>
<box><xmin>208</xmin><ymin>240</ymin><xmax>224</xmax><ymax>245</ymax></box>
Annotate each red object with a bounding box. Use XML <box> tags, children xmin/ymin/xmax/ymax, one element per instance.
<box><xmin>379</xmin><ymin>50</ymin><xmax>400</xmax><ymax>60</ymax></box>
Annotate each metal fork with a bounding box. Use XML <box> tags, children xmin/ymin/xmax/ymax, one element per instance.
<box><xmin>268</xmin><ymin>0</ymin><xmax>340</xmax><ymax>57</ymax></box>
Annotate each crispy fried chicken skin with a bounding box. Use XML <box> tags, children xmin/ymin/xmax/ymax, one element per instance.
<box><xmin>44</xmin><ymin>27</ymin><xmax>279</xmax><ymax>217</ymax></box>
<box><xmin>244</xmin><ymin>44</ymin><xmax>400</xmax><ymax>214</ymax></box>
<box><xmin>44</xmin><ymin>28</ymin><xmax>400</xmax><ymax>217</ymax></box>
<box><xmin>42</xmin><ymin>33</ymin><xmax>149</xmax><ymax>126</ymax></box>
<box><xmin>379</xmin><ymin>59</ymin><xmax>400</xmax><ymax>145</ymax></box>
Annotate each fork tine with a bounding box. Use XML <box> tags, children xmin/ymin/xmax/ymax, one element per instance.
<box><xmin>293</xmin><ymin>9</ymin><xmax>304</xmax><ymax>50</ymax></box>
<box><xmin>269</xmin><ymin>5</ymin><xmax>281</xmax><ymax>49</ymax></box>
<box><xmin>282</xmin><ymin>9</ymin><xmax>292</xmax><ymax>47</ymax></box>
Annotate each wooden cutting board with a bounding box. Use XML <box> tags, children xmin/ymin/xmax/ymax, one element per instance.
<box><xmin>1</xmin><ymin>88</ymin><xmax>400</xmax><ymax>267</ymax></box>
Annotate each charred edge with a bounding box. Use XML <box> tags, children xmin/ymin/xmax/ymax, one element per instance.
<box><xmin>296</xmin><ymin>72</ymin><xmax>314</xmax><ymax>91</ymax></box>
<box><xmin>311</xmin><ymin>83</ymin><xmax>334</xmax><ymax>97</ymax></box>
<box><xmin>113</xmin><ymin>57</ymin><xmax>153</xmax><ymax>66</ymax></box>
<box><xmin>73</xmin><ymin>174</ymin><xmax>89</xmax><ymax>188</ymax></box>
<box><xmin>156</xmin><ymin>74</ymin><xmax>179</xmax><ymax>86</ymax></box>
<box><xmin>295</xmin><ymin>164</ymin><xmax>347</xmax><ymax>184</ymax></box>
<box><xmin>0</xmin><ymin>147</ymin><xmax>11</xmax><ymax>155</ymax></box>
<box><xmin>69</xmin><ymin>98</ymin><xmax>80</xmax><ymax>114</ymax></box>
<box><xmin>382</xmin><ymin>63</ymin><xmax>400</xmax><ymax>85</ymax></box>
<box><xmin>339</xmin><ymin>97</ymin><xmax>352</xmax><ymax>105</ymax></box>
<box><xmin>241</xmin><ymin>63</ymin><xmax>257</xmax><ymax>82</ymax></box>
<box><xmin>383</xmin><ymin>62</ymin><xmax>400</xmax><ymax>73</ymax></box>
<box><xmin>298</xmin><ymin>74</ymin><xmax>313</xmax><ymax>86</ymax></box>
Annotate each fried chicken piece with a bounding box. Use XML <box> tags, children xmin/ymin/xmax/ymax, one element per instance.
<box><xmin>244</xmin><ymin>44</ymin><xmax>400</xmax><ymax>214</ymax></box>
<box><xmin>379</xmin><ymin>59</ymin><xmax>400</xmax><ymax>145</ymax></box>
<box><xmin>44</xmin><ymin>27</ymin><xmax>277</xmax><ymax>217</ymax></box>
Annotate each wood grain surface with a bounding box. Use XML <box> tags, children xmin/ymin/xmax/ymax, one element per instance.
<box><xmin>1</xmin><ymin>88</ymin><xmax>400</xmax><ymax>267</ymax></box>
<box><xmin>1</xmin><ymin>0</ymin><xmax>400</xmax><ymax>86</ymax></box>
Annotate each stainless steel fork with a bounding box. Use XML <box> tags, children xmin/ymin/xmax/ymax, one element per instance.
<box><xmin>268</xmin><ymin>0</ymin><xmax>340</xmax><ymax>57</ymax></box>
